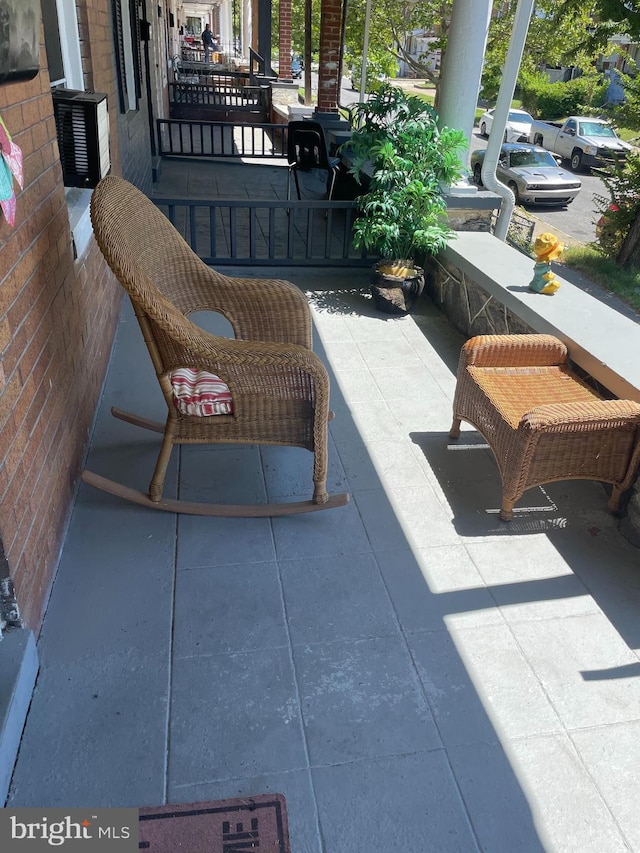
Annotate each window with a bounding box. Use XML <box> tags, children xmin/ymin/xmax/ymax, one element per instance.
<box><xmin>41</xmin><ymin>0</ymin><xmax>84</xmax><ymax>89</ymax></box>
<box><xmin>113</xmin><ymin>0</ymin><xmax>143</xmax><ymax>113</ymax></box>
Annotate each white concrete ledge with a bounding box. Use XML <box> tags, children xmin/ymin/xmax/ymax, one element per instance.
<box><xmin>65</xmin><ymin>187</ymin><xmax>93</xmax><ymax>261</ymax></box>
<box><xmin>0</xmin><ymin>629</ymin><xmax>38</xmax><ymax>803</ymax></box>
<box><xmin>442</xmin><ymin>231</ymin><xmax>640</xmax><ymax>403</ymax></box>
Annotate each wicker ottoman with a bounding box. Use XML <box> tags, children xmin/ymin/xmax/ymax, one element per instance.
<box><xmin>450</xmin><ymin>334</ymin><xmax>640</xmax><ymax>521</ymax></box>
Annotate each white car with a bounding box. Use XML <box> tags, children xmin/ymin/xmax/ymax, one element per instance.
<box><xmin>478</xmin><ymin>108</ymin><xmax>534</xmax><ymax>143</ymax></box>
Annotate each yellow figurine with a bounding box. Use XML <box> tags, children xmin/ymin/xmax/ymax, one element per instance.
<box><xmin>529</xmin><ymin>232</ymin><xmax>564</xmax><ymax>294</ymax></box>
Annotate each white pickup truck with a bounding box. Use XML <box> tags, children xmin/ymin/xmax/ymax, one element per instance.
<box><xmin>529</xmin><ymin>116</ymin><xmax>633</xmax><ymax>171</ymax></box>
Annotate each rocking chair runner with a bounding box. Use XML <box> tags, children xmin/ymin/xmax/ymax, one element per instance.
<box><xmin>83</xmin><ymin>175</ymin><xmax>348</xmax><ymax>516</ymax></box>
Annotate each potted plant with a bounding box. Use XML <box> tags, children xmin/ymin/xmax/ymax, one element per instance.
<box><xmin>345</xmin><ymin>85</ymin><xmax>466</xmax><ymax>314</ymax></box>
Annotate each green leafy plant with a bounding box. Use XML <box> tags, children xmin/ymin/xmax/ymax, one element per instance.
<box><xmin>344</xmin><ymin>85</ymin><xmax>466</xmax><ymax>263</ymax></box>
<box><xmin>518</xmin><ymin>68</ymin><xmax>607</xmax><ymax>119</ymax></box>
<box><xmin>593</xmin><ymin>151</ymin><xmax>640</xmax><ymax>258</ymax></box>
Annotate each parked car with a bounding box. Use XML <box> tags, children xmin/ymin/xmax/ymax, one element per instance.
<box><xmin>529</xmin><ymin>116</ymin><xmax>633</xmax><ymax>171</ymax></box>
<box><xmin>291</xmin><ymin>57</ymin><xmax>302</xmax><ymax>78</ymax></box>
<box><xmin>471</xmin><ymin>143</ymin><xmax>582</xmax><ymax>206</ymax></box>
<box><xmin>478</xmin><ymin>108</ymin><xmax>535</xmax><ymax>143</ymax></box>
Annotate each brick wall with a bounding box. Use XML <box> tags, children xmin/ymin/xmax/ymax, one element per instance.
<box><xmin>317</xmin><ymin>0</ymin><xmax>342</xmax><ymax>112</ymax></box>
<box><xmin>279</xmin><ymin>0</ymin><xmax>292</xmax><ymax>79</ymax></box>
<box><xmin>0</xmin><ymin>11</ymin><xmax>126</xmax><ymax>633</ymax></box>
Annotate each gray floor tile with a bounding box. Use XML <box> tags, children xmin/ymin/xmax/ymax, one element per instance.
<box><xmin>345</xmin><ymin>313</ymin><xmax>410</xmax><ymax>343</ymax></box>
<box><xmin>571</xmin><ymin>720</ymin><xmax>640</xmax><ymax>851</ymax></box>
<box><xmin>547</xmin><ymin>532</ymin><xmax>640</xmax><ymax>652</ymax></box>
<box><xmin>260</xmin><ymin>440</ymin><xmax>348</xmax><ymax>501</ymax></box>
<box><xmin>293</xmin><ymin>636</ymin><xmax>440</xmax><ymax>765</ymax></box>
<box><xmin>169</xmin><ymin>649</ymin><xmax>307</xmax><ymax>786</ymax></box>
<box><xmin>407</xmin><ymin>624</ymin><xmax>562</xmax><ymax>747</ymax></box>
<box><xmin>331</xmin><ymin>398</ymin><xmax>400</xmax><ymax>443</ymax></box>
<box><xmin>511</xmin><ymin>614</ymin><xmax>640</xmax><ymax>729</ymax></box>
<box><xmin>376</xmin><ymin>546</ymin><xmax>504</xmax><ymax>633</ymax></box>
<box><xmin>83</xmin><ymin>429</ymin><xmax>179</xmax><ymax>497</ymax></box>
<box><xmin>355</xmin><ymin>337</ymin><xmax>424</xmax><ymax>369</ymax></box>
<box><xmin>173</xmin><ymin>561</ymin><xmax>288</xmax><ymax>657</ymax></box>
<box><xmin>270</xmin><ymin>495</ymin><xmax>371</xmax><ymax>559</ymax></box>
<box><xmin>331</xmin><ymin>368</ymin><xmax>382</xmax><ymax>403</ymax></box>
<box><xmin>448</xmin><ymin>740</ymin><xmax>546</xmax><ymax>852</ymax></box>
<box><xmin>177</xmin><ymin>514</ymin><xmax>276</xmax><ymax>569</ymax></box>
<box><xmin>360</xmin><ymin>438</ymin><xmax>433</xmax><ymax>491</ymax></box>
<box><xmin>329</xmin><ymin>431</ymin><xmax>382</xmax><ymax>491</ymax></box>
<box><xmin>168</xmin><ymin>769</ymin><xmax>322</xmax><ymax>853</ymax></box>
<box><xmin>392</xmin><ymin>395</ymin><xmax>459</xmax><ymax>433</ymax></box>
<box><xmin>323</xmin><ymin>339</ymin><xmax>368</xmax><ymax>371</ymax></box>
<box><xmin>464</xmin><ymin>538</ymin><xmax>602</xmax><ymax>622</ymax></box>
<box><xmin>355</xmin><ymin>484</ymin><xmax>461</xmax><ymax>552</ymax></box>
<box><xmin>279</xmin><ymin>553</ymin><xmax>399</xmax><ymax>645</ymax></box>
<box><xmin>38</xmin><ymin>486</ymin><xmax>175</xmax><ymax>665</ymax></box>
<box><xmin>312</xmin><ymin>752</ymin><xmax>480</xmax><ymax>852</ymax></box>
<box><xmin>179</xmin><ymin>444</ymin><xmax>267</xmax><ymax>504</ymax></box>
<box><xmin>370</xmin><ymin>365</ymin><xmax>446</xmax><ymax>401</ymax></box>
<box><xmin>496</xmin><ymin>734</ymin><xmax>629</xmax><ymax>852</ymax></box>
<box><xmin>8</xmin><ymin>650</ymin><xmax>168</xmax><ymax>808</ymax></box>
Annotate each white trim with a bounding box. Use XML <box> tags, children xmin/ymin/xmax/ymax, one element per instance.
<box><xmin>121</xmin><ymin>1</ymin><xmax>138</xmax><ymax>111</ymax></box>
<box><xmin>55</xmin><ymin>0</ymin><xmax>84</xmax><ymax>90</ymax></box>
<box><xmin>0</xmin><ymin>630</ymin><xmax>39</xmax><ymax>805</ymax></box>
<box><xmin>65</xmin><ymin>188</ymin><xmax>94</xmax><ymax>261</ymax></box>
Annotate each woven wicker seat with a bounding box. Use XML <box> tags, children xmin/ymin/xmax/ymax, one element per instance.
<box><xmin>449</xmin><ymin>334</ymin><xmax>640</xmax><ymax>521</ymax></box>
<box><xmin>82</xmin><ymin>175</ymin><xmax>348</xmax><ymax>516</ymax></box>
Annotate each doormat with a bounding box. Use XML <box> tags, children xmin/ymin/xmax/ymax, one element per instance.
<box><xmin>139</xmin><ymin>793</ymin><xmax>290</xmax><ymax>852</ymax></box>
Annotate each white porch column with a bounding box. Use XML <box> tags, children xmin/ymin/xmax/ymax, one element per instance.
<box><xmin>437</xmin><ymin>0</ymin><xmax>492</xmax><ymax>167</ymax></box>
<box><xmin>220</xmin><ymin>0</ymin><xmax>232</xmax><ymax>54</ymax></box>
<box><xmin>241</xmin><ymin>0</ymin><xmax>252</xmax><ymax>56</ymax></box>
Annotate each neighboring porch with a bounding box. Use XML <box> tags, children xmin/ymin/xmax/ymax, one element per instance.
<box><xmin>7</xmin><ymin>160</ymin><xmax>640</xmax><ymax>851</ymax></box>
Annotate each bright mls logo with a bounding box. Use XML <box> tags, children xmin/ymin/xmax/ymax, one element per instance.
<box><xmin>0</xmin><ymin>809</ymin><xmax>138</xmax><ymax>850</ymax></box>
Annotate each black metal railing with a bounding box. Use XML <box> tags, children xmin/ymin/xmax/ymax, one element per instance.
<box><xmin>154</xmin><ymin>197</ymin><xmax>370</xmax><ymax>266</ymax></box>
<box><xmin>248</xmin><ymin>48</ymin><xmax>277</xmax><ymax>81</ymax></box>
<box><xmin>157</xmin><ymin>118</ymin><xmax>287</xmax><ymax>158</ymax></box>
<box><xmin>169</xmin><ymin>82</ymin><xmax>270</xmax><ymax>110</ymax></box>
<box><xmin>174</xmin><ymin>64</ymin><xmax>251</xmax><ymax>86</ymax></box>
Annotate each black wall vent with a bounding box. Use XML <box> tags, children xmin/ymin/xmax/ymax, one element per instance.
<box><xmin>52</xmin><ymin>89</ymin><xmax>111</xmax><ymax>188</ymax></box>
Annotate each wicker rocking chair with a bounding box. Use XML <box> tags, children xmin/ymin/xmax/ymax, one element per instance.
<box><xmin>83</xmin><ymin>176</ymin><xmax>348</xmax><ymax>516</ymax></box>
<box><xmin>450</xmin><ymin>334</ymin><xmax>640</xmax><ymax>521</ymax></box>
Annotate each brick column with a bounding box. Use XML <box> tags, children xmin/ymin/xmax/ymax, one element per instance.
<box><xmin>279</xmin><ymin>0</ymin><xmax>292</xmax><ymax>78</ymax></box>
<box><xmin>317</xmin><ymin>0</ymin><xmax>342</xmax><ymax>112</ymax></box>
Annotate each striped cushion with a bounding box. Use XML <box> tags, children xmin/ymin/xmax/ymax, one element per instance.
<box><xmin>170</xmin><ymin>368</ymin><xmax>234</xmax><ymax>417</ymax></box>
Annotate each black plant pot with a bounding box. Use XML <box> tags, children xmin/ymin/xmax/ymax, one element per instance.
<box><xmin>369</xmin><ymin>261</ymin><xmax>425</xmax><ymax>315</ymax></box>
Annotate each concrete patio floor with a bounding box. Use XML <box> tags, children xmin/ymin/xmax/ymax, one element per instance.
<box><xmin>6</xmin><ymin>160</ymin><xmax>640</xmax><ymax>852</ymax></box>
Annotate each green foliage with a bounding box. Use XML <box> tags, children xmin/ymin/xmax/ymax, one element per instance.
<box><xmin>518</xmin><ymin>69</ymin><xmax>607</xmax><ymax>119</ymax></box>
<box><xmin>611</xmin><ymin>62</ymin><xmax>640</xmax><ymax>132</ymax></box>
<box><xmin>289</xmin><ymin>0</ymin><xmax>321</xmax><ymax>55</ymax></box>
<box><xmin>482</xmin><ymin>0</ymin><xmax>601</xmax><ymax>102</ymax></box>
<box><xmin>344</xmin><ymin>85</ymin><xmax>466</xmax><ymax>261</ymax></box>
<box><xmin>344</xmin><ymin>0</ymin><xmax>453</xmax><ymax>102</ymax></box>
<box><xmin>557</xmin><ymin>0</ymin><xmax>640</xmax><ymax>43</ymax></box>
<box><xmin>562</xmin><ymin>245</ymin><xmax>640</xmax><ymax>312</ymax></box>
<box><xmin>345</xmin><ymin>48</ymin><xmax>397</xmax><ymax>93</ymax></box>
<box><xmin>592</xmin><ymin>152</ymin><xmax>640</xmax><ymax>257</ymax></box>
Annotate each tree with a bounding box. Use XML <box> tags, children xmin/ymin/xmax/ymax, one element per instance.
<box><xmin>482</xmin><ymin>1</ymin><xmax>600</xmax><ymax>103</ymax></box>
<box><xmin>344</xmin><ymin>0</ymin><xmax>453</xmax><ymax>106</ymax></box>
<box><xmin>558</xmin><ymin>0</ymin><xmax>640</xmax><ymax>42</ymax></box>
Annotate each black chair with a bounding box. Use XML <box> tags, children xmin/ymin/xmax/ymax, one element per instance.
<box><xmin>286</xmin><ymin>120</ymin><xmax>341</xmax><ymax>201</ymax></box>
